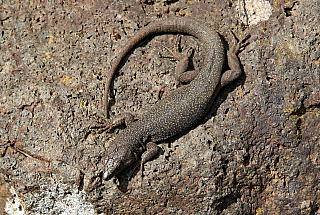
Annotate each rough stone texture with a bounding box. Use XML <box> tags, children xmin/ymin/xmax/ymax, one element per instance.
<box><xmin>0</xmin><ymin>0</ymin><xmax>319</xmax><ymax>214</ymax></box>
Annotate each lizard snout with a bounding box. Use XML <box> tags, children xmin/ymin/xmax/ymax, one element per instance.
<box><xmin>103</xmin><ymin>141</ymin><xmax>137</xmax><ymax>180</ymax></box>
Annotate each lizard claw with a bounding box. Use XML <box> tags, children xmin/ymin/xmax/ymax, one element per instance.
<box><xmin>229</xmin><ymin>30</ymin><xmax>251</xmax><ymax>54</ymax></box>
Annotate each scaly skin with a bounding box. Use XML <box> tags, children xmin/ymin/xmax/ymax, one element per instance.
<box><xmin>103</xmin><ymin>17</ymin><xmax>244</xmax><ymax>180</ymax></box>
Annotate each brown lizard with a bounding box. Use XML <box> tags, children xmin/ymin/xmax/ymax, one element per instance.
<box><xmin>102</xmin><ymin>17</ymin><xmax>248</xmax><ymax>180</ymax></box>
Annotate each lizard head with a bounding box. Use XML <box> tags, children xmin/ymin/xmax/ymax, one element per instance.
<box><xmin>103</xmin><ymin>141</ymin><xmax>137</xmax><ymax>180</ymax></box>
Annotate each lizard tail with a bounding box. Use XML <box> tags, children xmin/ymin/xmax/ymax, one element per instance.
<box><xmin>104</xmin><ymin>17</ymin><xmax>224</xmax><ymax>117</ymax></box>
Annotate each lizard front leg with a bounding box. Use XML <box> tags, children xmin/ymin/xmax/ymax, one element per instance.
<box><xmin>140</xmin><ymin>142</ymin><xmax>160</xmax><ymax>177</ymax></box>
<box><xmin>90</xmin><ymin>113</ymin><xmax>135</xmax><ymax>133</ymax></box>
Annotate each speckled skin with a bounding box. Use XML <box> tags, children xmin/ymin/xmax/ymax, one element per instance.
<box><xmin>103</xmin><ymin>18</ymin><xmax>241</xmax><ymax>180</ymax></box>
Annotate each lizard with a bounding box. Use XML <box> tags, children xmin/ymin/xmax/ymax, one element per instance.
<box><xmin>101</xmin><ymin>17</ymin><xmax>249</xmax><ymax>180</ymax></box>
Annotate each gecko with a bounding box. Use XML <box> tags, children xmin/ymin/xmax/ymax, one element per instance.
<box><xmin>101</xmin><ymin>17</ymin><xmax>248</xmax><ymax>180</ymax></box>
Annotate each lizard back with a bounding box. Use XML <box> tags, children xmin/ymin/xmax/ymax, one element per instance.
<box><xmin>102</xmin><ymin>18</ymin><xmax>226</xmax><ymax>180</ymax></box>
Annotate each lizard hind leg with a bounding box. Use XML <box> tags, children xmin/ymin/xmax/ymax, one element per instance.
<box><xmin>221</xmin><ymin>32</ymin><xmax>251</xmax><ymax>87</ymax></box>
<box><xmin>160</xmin><ymin>35</ymin><xmax>199</xmax><ymax>85</ymax></box>
<box><xmin>157</xmin><ymin>35</ymin><xmax>199</xmax><ymax>100</ymax></box>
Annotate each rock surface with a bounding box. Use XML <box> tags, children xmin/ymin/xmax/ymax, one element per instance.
<box><xmin>0</xmin><ymin>0</ymin><xmax>319</xmax><ymax>214</ymax></box>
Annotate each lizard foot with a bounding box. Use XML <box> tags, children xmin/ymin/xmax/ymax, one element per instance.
<box><xmin>229</xmin><ymin>31</ymin><xmax>251</xmax><ymax>55</ymax></box>
<box><xmin>158</xmin><ymin>84</ymin><xmax>167</xmax><ymax>100</ymax></box>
